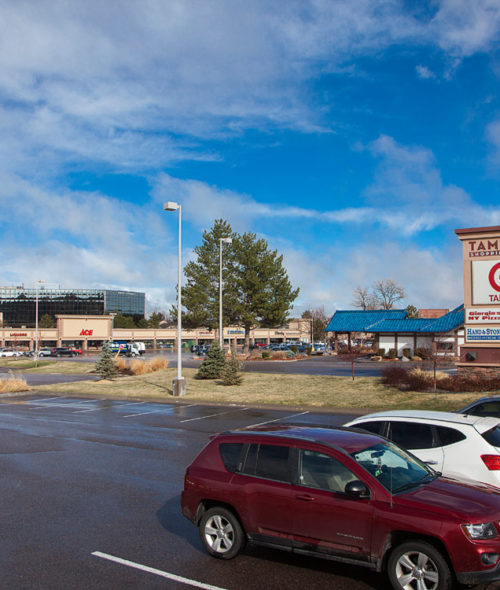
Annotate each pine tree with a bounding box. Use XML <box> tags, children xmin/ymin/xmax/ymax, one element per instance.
<box><xmin>94</xmin><ymin>342</ymin><xmax>118</xmax><ymax>379</ymax></box>
<box><xmin>196</xmin><ymin>342</ymin><xmax>227</xmax><ymax>379</ymax></box>
<box><xmin>179</xmin><ymin>220</ymin><xmax>299</xmax><ymax>352</ymax></box>
<box><xmin>221</xmin><ymin>354</ymin><xmax>243</xmax><ymax>386</ymax></box>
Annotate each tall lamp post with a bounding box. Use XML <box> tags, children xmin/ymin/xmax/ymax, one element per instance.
<box><xmin>219</xmin><ymin>237</ymin><xmax>232</xmax><ymax>348</ymax></box>
<box><xmin>34</xmin><ymin>279</ymin><xmax>45</xmax><ymax>366</ymax></box>
<box><xmin>163</xmin><ymin>201</ymin><xmax>186</xmax><ymax>396</ymax></box>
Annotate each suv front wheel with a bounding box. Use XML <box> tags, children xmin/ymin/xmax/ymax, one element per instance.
<box><xmin>199</xmin><ymin>507</ymin><xmax>245</xmax><ymax>559</ymax></box>
<box><xmin>387</xmin><ymin>540</ymin><xmax>452</xmax><ymax>590</ymax></box>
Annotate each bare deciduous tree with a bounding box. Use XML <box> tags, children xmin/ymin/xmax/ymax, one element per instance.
<box><xmin>373</xmin><ymin>279</ymin><xmax>406</xmax><ymax>309</ymax></box>
<box><xmin>352</xmin><ymin>286</ymin><xmax>379</xmax><ymax>310</ymax></box>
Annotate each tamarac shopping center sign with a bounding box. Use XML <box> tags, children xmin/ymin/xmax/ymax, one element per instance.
<box><xmin>472</xmin><ymin>260</ymin><xmax>500</xmax><ymax>304</ymax></box>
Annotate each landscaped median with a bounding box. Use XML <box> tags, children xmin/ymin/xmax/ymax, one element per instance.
<box><xmin>29</xmin><ymin>366</ymin><xmax>485</xmax><ymax>411</ymax></box>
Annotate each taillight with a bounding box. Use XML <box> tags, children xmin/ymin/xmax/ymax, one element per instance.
<box><xmin>481</xmin><ymin>455</ymin><xmax>500</xmax><ymax>470</ymax></box>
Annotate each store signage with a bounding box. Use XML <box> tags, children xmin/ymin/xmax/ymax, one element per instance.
<box><xmin>9</xmin><ymin>332</ymin><xmax>27</xmax><ymax>337</ymax></box>
<box><xmin>228</xmin><ymin>330</ymin><xmax>244</xmax><ymax>334</ymax></box>
<box><xmin>466</xmin><ymin>308</ymin><xmax>500</xmax><ymax>324</ymax></box>
<box><xmin>467</xmin><ymin>239</ymin><xmax>500</xmax><ymax>257</ymax></box>
<box><xmin>80</xmin><ymin>329</ymin><xmax>93</xmax><ymax>336</ymax></box>
<box><xmin>466</xmin><ymin>327</ymin><xmax>500</xmax><ymax>342</ymax></box>
<box><xmin>472</xmin><ymin>260</ymin><xmax>500</xmax><ymax>304</ymax></box>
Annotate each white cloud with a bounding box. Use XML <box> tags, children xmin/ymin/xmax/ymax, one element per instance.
<box><xmin>416</xmin><ymin>65</ymin><xmax>436</xmax><ymax>79</ymax></box>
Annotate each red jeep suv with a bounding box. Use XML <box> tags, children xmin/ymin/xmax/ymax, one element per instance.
<box><xmin>181</xmin><ymin>425</ymin><xmax>500</xmax><ymax>590</ymax></box>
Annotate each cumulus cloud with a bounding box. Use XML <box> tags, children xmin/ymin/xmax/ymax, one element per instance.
<box><xmin>416</xmin><ymin>65</ymin><xmax>436</xmax><ymax>79</ymax></box>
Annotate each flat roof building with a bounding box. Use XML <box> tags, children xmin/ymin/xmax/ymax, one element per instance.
<box><xmin>0</xmin><ymin>287</ymin><xmax>145</xmax><ymax>328</ymax></box>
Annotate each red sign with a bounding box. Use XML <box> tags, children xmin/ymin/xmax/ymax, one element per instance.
<box><xmin>80</xmin><ymin>329</ymin><xmax>93</xmax><ymax>336</ymax></box>
<box><xmin>9</xmin><ymin>332</ymin><xmax>27</xmax><ymax>337</ymax></box>
<box><xmin>488</xmin><ymin>262</ymin><xmax>500</xmax><ymax>293</ymax></box>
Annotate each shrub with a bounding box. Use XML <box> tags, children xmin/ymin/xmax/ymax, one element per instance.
<box><xmin>402</xmin><ymin>348</ymin><xmax>411</xmax><ymax>359</ymax></box>
<box><xmin>378</xmin><ymin>348</ymin><xmax>385</xmax><ymax>357</ymax></box>
<box><xmin>220</xmin><ymin>355</ymin><xmax>243</xmax><ymax>386</ymax></box>
<box><xmin>0</xmin><ymin>372</ymin><xmax>29</xmax><ymax>393</ymax></box>
<box><xmin>289</xmin><ymin>345</ymin><xmax>298</xmax><ymax>353</ymax></box>
<box><xmin>196</xmin><ymin>342</ymin><xmax>226</xmax><ymax>379</ymax></box>
<box><xmin>94</xmin><ymin>343</ymin><xmax>118</xmax><ymax>380</ymax></box>
<box><xmin>262</xmin><ymin>350</ymin><xmax>270</xmax><ymax>359</ymax></box>
<box><xmin>381</xmin><ymin>367</ymin><xmax>410</xmax><ymax>386</ymax></box>
<box><xmin>149</xmin><ymin>356</ymin><xmax>168</xmax><ymax>372</ymax></box>
<box><xmin>270</xmin><ymin>351</ymin><xmax>287</xmax><ymax>360</ymax></box>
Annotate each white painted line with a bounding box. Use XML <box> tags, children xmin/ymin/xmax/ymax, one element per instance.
<box><xmin>72</xmin><ymin>408</ymin><xmax>102</xmax><ymax>413</ymax></box>
<box><xmin>122</xmin><ymin>410</ymin><xmax>162</xmax><ymax>418</ymax></box>
<box><xmin>180</xmin><ymin>407</ymin><xmax>248</xmax><ymax>423</ymax></box>
<box><xmin>92</xmin><ymin>551</ymin><xmax>228</xmax><ymax>590</ymax></box>
<box><xmin>113</xmin><ymin>401</ymin><xmax>147</xmax><ymax>408</ymax></box>
<box><xmin>27</xmin><ymin>396</ymin><xmax>67</xmax><ymax>403</ymax></box>
<box><xmin>245</xmin><ymin>411</ymin><xmax>310</xmax><ymax>429</ymax></box>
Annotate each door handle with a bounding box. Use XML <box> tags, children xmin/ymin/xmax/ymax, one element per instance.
<box><xmin>296</xmin><ymin>494</ymin><xmax>315</xmax><ymax>501</ymax></box>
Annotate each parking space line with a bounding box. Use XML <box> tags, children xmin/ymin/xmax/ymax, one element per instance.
<box><xmin>122</xmin><ymin>410</ymin><xmax>162</xmax><ymax>418</ymax></box>
<box><xmin>180</xmin><ymin>407</ymin><xmax>248</xmax><ymax>423</ymax></box>
<box><xmin>72</xmin><ymin>407</ymin><xmax>102</xmax><ymax>413</ymax></box>
<box><xmin>92</xmin><ymin>551</ymin><xmax>228</xmax><ymax>590</ymax></box>
<box><xmin>112</xmin><ymin>401</ymin><xmax>147</xmax><ymax>408</ymax></box>
<box><xmin>27</xmin><ymin>396</ymin><xmax>67</xmax><ymax>403</ymax></box>
<box><xmin>245</xmin><ymin>411</ymin><xmax>310</xmax><ymax>428</ymax></box>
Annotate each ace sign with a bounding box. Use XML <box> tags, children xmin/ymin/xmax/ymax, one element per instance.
<box><xmin>472</xmin><ymin>260</ymin><xmax>500</xmax><ymax>304</ymax></box>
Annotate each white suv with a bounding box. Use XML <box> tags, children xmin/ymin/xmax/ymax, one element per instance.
<box><xmin>344</xmin><ymin>410</ymin><xmax>500</xmax><ymax>488</ymax></box>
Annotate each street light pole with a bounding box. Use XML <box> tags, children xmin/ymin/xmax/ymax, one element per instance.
<box><xmin>34</xmin><ymin>279</ymin><xmax>44</xmax><ymax>366</ymax></box>
<box><xmin>163</xmin><ymin>201</ymin><xmax>185</xmax><ymax>396</ymax></box>
<box><xmin>219</xmin><ymin>237</ymin><xmax>232</xmax><ymax>349</ymax></box>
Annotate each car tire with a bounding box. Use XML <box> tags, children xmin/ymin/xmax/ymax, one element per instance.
<box><xmin>388</xmin><ymin>541</ymin><xmax>452</xmax><ymax>590</ymax></box>
<box><xmin>199</xmin><ymin>507</ymin><xmax>245</xmax><ymax>560</ymax></box>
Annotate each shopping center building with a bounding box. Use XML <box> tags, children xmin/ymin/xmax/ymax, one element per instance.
<box><xmin>0</xmin><ymin>314</ymin><xmax>311</xmax><ymax>351</ymax></box>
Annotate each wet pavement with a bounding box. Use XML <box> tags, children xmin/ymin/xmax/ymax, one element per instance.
<box><xmin>0</xmin><ymin>394</ymin><xmax>379</xmax><ymax>590</ymax></box>
<box><xmin>1</xmin><ymin>393</ymin><xmax>497</xmax><ymax>590</ymax></box>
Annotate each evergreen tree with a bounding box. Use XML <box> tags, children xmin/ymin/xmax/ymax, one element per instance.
<box><xmin>180</xmin><ymin>220</ymin><xmax>299</xmax><ymax>352</ymax></box>
<box><xmin>94</xmin><ymin>342</ymin><xmax>118</xmax><ymax>379</ymax></box>
<box><xmin>112</xmin><ymin>313</ymin><xmax>136</xmax><ymax>328</ymax></box>
<box><xmin>196</xmin><ymin>342</ymin><xmax>227</xmax><ymax>379</ymax></box>
<box><xmin>221</xmin><ymin>354</ymin><xmax>243</xmax><ymax>386</ymax></box>
<box><xmin>39</xmin><ymin>313</ymin><xmax>55</xmax><ymax>328</ymax></box>
<box><xmin>148</xmin><ymin>311</ymin><xmax>166</xmax><ymax>328</ymax></box>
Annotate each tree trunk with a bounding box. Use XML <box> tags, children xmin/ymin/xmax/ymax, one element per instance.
<box><xmin>244</xmin><ymin>326</ymin><xmax>251</xmax><ymax>355</ymax></box>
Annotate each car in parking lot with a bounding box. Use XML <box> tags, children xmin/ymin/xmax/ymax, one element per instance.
<box><xmin>0</xmin><ymin>349</ymin><xmax>23</xmax><ymax>357</ymax></box>
<box><xmin>38</xmin><ymin>347</ymin><xmax>53</xmax><ymax>357</ymax></box>
<box><xmin>459</xmin><ymin>397</ymin><xmax>500</xmax><ymax>419</ymax></box>
<box><xmin>51</xmin><ymin>347</ymin><xmax>79</xmax><ymax>357</ymax></box>
<box><xmin>181</xmin><ymin>424</ymin><xmax>500</xmax><ymax>589</ymax></box>
<box><xmin>344</xmin><ymin>410</ymin><xmax>500</xmax><ymax>488</ymax></box>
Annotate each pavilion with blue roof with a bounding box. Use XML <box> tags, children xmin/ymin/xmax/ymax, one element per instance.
<box><xmin>325</xmin><ymin>305</ymin><xmax>465</xmax><ymax>357</ymax></box>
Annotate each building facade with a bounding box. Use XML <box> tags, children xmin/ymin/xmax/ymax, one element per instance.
<box><xmin>0</xmin><ymin>315</ymin><xmax>311</xmax><ymax>351</ymax></box>
<box><xmin>0</xmin><ymin>287</ymin><xmax>145</xmax><ymax>327</ymax></box>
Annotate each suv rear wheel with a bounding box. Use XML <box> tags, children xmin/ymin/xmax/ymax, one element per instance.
<box><xmin>199</xmin><ymin>507</ymin><xmax>245</xmax><ymax>559</ymax></box>
<box><xmin>387</xmin><ymin>541</ymin><xmax>452</xmax><ymax>590</ymax></box>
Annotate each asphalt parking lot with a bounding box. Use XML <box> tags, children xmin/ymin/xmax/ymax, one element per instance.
<box><xmin>0</xmin><ymin>394</ymin><xmax>384</xmax><ymax>590</ymax></box>
<box><xmin>3</xmin><ymin>393</ymin><xmax>495</xmax><ymax>590</ymax></box>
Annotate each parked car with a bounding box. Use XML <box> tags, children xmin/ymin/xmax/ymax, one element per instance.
<box><xmin>344</xmin><ymin>410</ymin><xmax>500</xmax><ymax>488</ymax></box>
<box><xmin>191</xmin><ymin>344</ymin><xmax>209</xmax><ymax>355</ymax></box>
<box><xmin>69</xmin><ymin>347</ymin><xmax>82</xmax><ymax>355</ymax></box>
<box><xmin>51</xmin><ymin>347</ymin><xmax>79</xmax><ymax>357</ymax></box>
<box><xmin>181</xmin><ymin>425</ymin><xmax>500</xmax><ymax>589</ymax></box>
<box><xmin>38</xmin><ymin>348</ymin><xmax>53</xmax><ymax>357</ymax></box>
<box><xmin>0</xmin><ymin>349</ymin><xmax>23</xmax><ymax>357</ymax></box>
<box><xmin>459</xmin><ymin>397</ymin><xmax>500</xmax><ymax>419</ymax></box>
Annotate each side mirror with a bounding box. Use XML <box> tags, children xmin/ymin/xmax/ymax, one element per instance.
<box><xmin>345</xmin><ymin>480</ymin><xmax>370</xmax><ymax>498</ymax></box>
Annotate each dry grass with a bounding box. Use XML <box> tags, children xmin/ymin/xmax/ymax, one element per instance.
<box><xmin>0</xmin><ymin>372</ymin><xmax>29</xmax><ymax>393</ymax></box>
<box><xmin>122</xmin><ymin>356</ymin><xmax>169</xmax><ymax>375</ymax></box>
<box><xmin>408</xmin><ymin>368</ymin><xmax>448</xmax><ymax>381</ymax></box>
<box><xmin>33</xmin><ymin>367</ymin><xmax>488</xmax><ymax>412</ymax></box>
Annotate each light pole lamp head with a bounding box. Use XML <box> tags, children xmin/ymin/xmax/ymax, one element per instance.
<box><xmin>163</xmin><ymin>201</ymin><xmax>180</xmax><ymax>211</ymax></box>
<box><xmin>220</xmin><ymin>237</ymin><xmax>233</xmax><ymax>244</ymax></box>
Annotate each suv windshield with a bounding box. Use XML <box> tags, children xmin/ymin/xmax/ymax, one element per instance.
<box><xmin>351</xmin><ymin>441</ymin><xmax>434</xmax><ymax>493</ymax></box>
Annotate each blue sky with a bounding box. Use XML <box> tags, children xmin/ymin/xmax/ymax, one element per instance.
<box><xmin>1</xmin><ymin>0</ymin><xmax>500</xmax><ymax>317</ymax></box>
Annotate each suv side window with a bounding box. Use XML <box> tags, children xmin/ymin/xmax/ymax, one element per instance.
<box><xmin>388</xmin><ymin>421</ymin><xmax>434</xmax><ymax>449</ymax></box>
<box><xmin>354</xmin><ymin>421</ymin><xmax>386</xmax><ymax>436</ymax></box>
<box><xmin>467</xmin><ymin>401</ymin><xmax>500</xmax><ymax>417</ymax></box>
<box><xmin>242</xmin><ymin>443</ymin><xmax>292</xmax><ymax>483</ymax></box>
<box><xmin>219</xmin><ymin>443</ymin><xmax>245</xmax><ymax>472</ymax></box>
<box><xmin>435</xmin><ymin>426</ymin><xmax>466</xmax><ymax>447</ymax></box>
<box><xmin>299</xmin><ymin>449</ymin><xmax>356</xmax><ymax>493</ymax></box>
